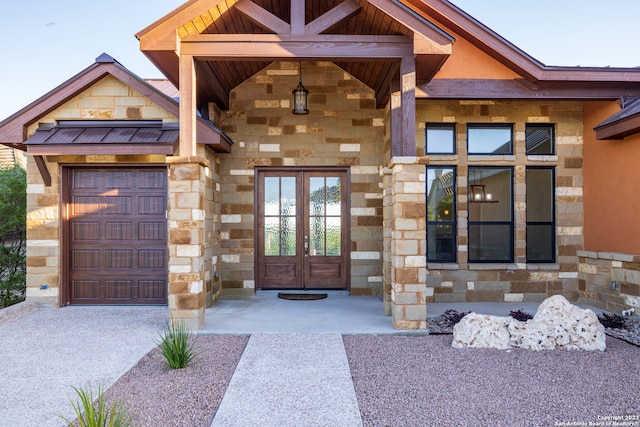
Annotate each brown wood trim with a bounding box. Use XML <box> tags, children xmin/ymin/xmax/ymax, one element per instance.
<box><xmin>417</xmin><ymin>79</ymin><xmax>640</xmax><ymax>100</ymax></box>
<box><xmin>33</xmin><ymin>156</ymin><xmax>51</xmax><ymax>187</ymax></box>
<box><xmin>595</xmin><ymin>115</ymin><xmax>640</xmax><ymax>140</ymax></box>
<box><xmin>60</xmin><ymin>167</ymin><xmax>71</xmax><ymax>306</ymax></box>
<box><xmin>254</xmin><ymin>167</ymin><xmax>351</xmax><ymax>291</ymax></box>
<box><xmin>182</xmin><ymin>34</ymin><xmax>414</xmax><ymax>60</ymax></box>
<box><xmin>304</xmin><ymin>0</ymin><xmax>361</xmax><ymax>36</ymax></box>
<box><xmin>235</xmin><ymin>0</ymin><xmax>290</xmax><ymax>34</ymax></box>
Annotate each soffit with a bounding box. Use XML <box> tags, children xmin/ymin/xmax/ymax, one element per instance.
<box><xmin>141</xmin><ymin>0</ymin><xmax>452</xmax><ymax>109</ymax></box>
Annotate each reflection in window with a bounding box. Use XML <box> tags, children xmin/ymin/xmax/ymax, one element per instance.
<box><xmin>426</xmin><ymin>167</ymin><xmax>456</xmax><ymax>262</ymax></box>
<box><xmin>468</xmin><ymin>124</ymin><xmax>513</xmax><ymax>154</ymax></box>
<box><xmin>264</xmin><ymin>177</ymin><xmax>296</xmax><ymax>256</ymax></box>
<box><xmin>309</xmin><ymin>176</ymin><xmax>341</xmax><ymax>256</ymax></box>
<box><xmin>526</xmin><ymin>124</ymin><xmax>555</xmax><ymax>155</ymax></box>
<box><xmin>468</xmin><ymin>167</ymin><xmax>513</xmax><ymax>262</ymax></box>
<box><xmin>526</xmin><ymin>167</ymin><xmax>555</xmax><ymax>262</ymax></box>
<box><xmin>426</xmin><ymin>124</ymin><xmax>456</xmax><ymax>154</ymax></box>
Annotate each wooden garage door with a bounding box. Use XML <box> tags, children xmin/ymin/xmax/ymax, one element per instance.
<box><xmin>67</xmin><ymin>168</ymin><xmax>168</xmax><ymax>305</ymax></box>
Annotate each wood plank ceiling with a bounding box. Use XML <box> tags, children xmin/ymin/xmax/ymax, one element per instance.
<box><xmin>179</xmin><ymin>0</ymin><xmax>415</xmax><ymax>109</ymax></box>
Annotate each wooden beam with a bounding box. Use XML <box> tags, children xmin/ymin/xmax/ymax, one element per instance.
<box><xmin>179</xmin><ymin>55</ymin><xmax>197</xmax><ymax>157</ymax></box>
<box><xmin>235</xmin><ymin>0</ymin><xmax>291</xmax><ymax>34</ymax></box>
<box><xmin>376</xmin><ymin>61</ymin><xmax>399</xmax><ymax>108</ymax></box>
<box><xmin>390</xmin><ymin>89</ymin><xmax>402</xmax><ymax>158</ymax></box>
<box><xmin>416</xmin><ymin>79</ymin><xmax>640</xmax><ymax>99</ymax></box>
<box><xmin>413</xmin><ymin>33</ymin><xmax>451</xmax><ymax>55</ymax></box>
<box><xmin>400</xmin><ymin>55</ymin><xmax>416</xmax><ymax>157</ymax></box>
<box><xmin>33</xmin><ymin>156</ymin><xmax>51</xmax><ymax>187</ymax></box>
<box><xmin>304</xmin><ymin>0</ymin><xmax>361</xmax><ymax>35</ymax></box>
<box><xmin>291</xmin><ymin>0</ymin><xmax>305</xmax><ymax>36</ymax></box>
<box><xmin>181</xmin><ymin>34</ymin><xmax>413</xmax><ymax>59</ymax></box>
<box><xmin>366</xmin><ymin>0</ymin><xmax>454</xmax><ymax>46</ymax></box>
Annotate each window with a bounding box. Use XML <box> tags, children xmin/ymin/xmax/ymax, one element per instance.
<box><xmin>426</xmin><ymin>124</ymin><xmax>456</xmax><ymax>154</ymax></box>
<box><xmin>526</xmin><ymin>167</ymin><xmax>555</xmax><ymax>262</ymax></box>
<box><xmin>426</xmin><ymin>167</ymin><xmax>456</xmax><ymax>262</ymax></box>
<box><xmin>468</xmin><ymin>167</ymin><xmax>513</xmax><ymax>262</ymax></box>
<box><xmin>467</xmin><ymin>124</ymin><xmax>513</xmax><ymax>154</ymax></box>
<box><xmin>526</xmin><ymin>124</ymin><xmax>554</xmax><ymax>155</ymax></box>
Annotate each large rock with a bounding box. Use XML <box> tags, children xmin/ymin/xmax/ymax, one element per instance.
<box><xmin>452</xmin><ymin>295</ymin><xmax>606</xmax><ymax>351</ymax></box>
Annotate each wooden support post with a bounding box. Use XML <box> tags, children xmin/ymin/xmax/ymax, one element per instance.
<box><xmin>291</xmin><ymin>0</ymin><xmax>305</xmax><ymax>35</ymax></box>
<box><xmin>179</xmin><ymin>54</ymin><xmax>197</xmax><ymax>157</ymax></box>
<box><xmin>400</xmin><ymin>55</ymin><xmax>416</xmax><ymax>157</ymax></box>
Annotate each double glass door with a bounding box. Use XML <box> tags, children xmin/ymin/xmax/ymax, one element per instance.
<box><xmin>256</xmin><ymin>169</ymin><xmax>348</xmax><ymax>289</ymax></box>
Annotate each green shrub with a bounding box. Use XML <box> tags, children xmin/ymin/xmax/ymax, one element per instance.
<box><xmin>0</xmin><ymin>166</ymin><xmax>26</xmax><ymax>308</ymax></box>
<box><xmin>158</xmin><ymin>319</ymin><xmax>196</xmax><ymax>369</ymax></box>
<box><xmin>59</xmin><ymin>386</ymin><xmax>131</xmax><ymax>427</ymax></box>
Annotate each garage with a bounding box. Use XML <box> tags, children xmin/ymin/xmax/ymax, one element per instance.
<box><xmin>65</xmin><ymin>167</ymin><xmax>168</xmax><ymax>305</ymax></box>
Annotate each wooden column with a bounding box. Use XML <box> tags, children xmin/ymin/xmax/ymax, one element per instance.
<box><xmin>390</xmin><ymin>56</ymin><xmax>416</xmax><ymax>158</ymax></box>
<box><xmin>179</xmin><ymin>54</ymin><xmax>197</xmax><ymax>157</ymax></box>
<box><xmin>291</xmin><ymin>0</ymin><xmax>305</xmax><ymax>35</ymax></box>
<box><xmin>400</xmin><ymin>55</ymin><xmax>416</xmax><ymax>157</ymax></box>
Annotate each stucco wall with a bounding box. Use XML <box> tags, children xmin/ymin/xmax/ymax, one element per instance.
<box><xmin>583</xmin><ymin>101</ymin><xmax>640</xmax><ymax>254</ymax></box>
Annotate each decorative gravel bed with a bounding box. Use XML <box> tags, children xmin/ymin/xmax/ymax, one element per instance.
<box><xmin>97</xmin><ymin>318</ymin><xmax>639</xmax><ymax>426</ymax></box>
<box><xmin>103</xmin><ymin>335</ymin><xmax>248</xmax><ymax>427</ymax></box>
<box><xmin>344</xmin><ymin>334</ymin><xmax>640</xmax><ymax>427</ymax></box>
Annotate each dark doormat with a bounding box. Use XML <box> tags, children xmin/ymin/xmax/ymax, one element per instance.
<box><xmin>278</xmin><ymin>293</ymin><xmax>328</xmax><ymax>301</ymax></box>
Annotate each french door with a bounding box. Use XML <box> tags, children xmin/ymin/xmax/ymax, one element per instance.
<box><xmin>256</xmin><ymin>169</ymin><xmax>349</xmax><ymax>290</ymax></box>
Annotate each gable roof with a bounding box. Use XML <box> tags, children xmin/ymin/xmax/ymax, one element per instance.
<box><xmin>0</xmin><ymin>53</ymin><xmax>232</xmax><ymax>153</ymax></box>
<box><xmin>137</xmin><ymin>0</ymin><xmax>640</xmax><ymax>110</ymax></box>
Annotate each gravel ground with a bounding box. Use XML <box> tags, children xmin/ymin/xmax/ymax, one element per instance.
<box><xmin>344</xmin><ymin>334</ymin><xmax>640</xmax><ymax>427</ymax></box>
<box><xmin>96</xmin><ymin>321</ymin><xmax>639</xmax><ymax>427</ymax></box>
<box><xmin>102</xmin><ymin>335</ymin><xmax>248</xmax><ymax>427</ymax></box>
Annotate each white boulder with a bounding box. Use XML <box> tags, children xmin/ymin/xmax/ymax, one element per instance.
<box><xmin>451</xmin><ymin>313</ymin><xmax>511</xmax><ymax>349</ymax></box>
<box><xmin>452</xmin><ymin>295</ymin><xmax>606</xmax><ymax>351</ymax></box>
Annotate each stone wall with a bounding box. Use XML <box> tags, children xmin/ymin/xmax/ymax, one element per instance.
<box><xmin>578</xmin><ymin>250</ymin><xmax>640</xmax><ymax>314</ymax></box>
<box><xmin>217</xmin><ymin>61</ymin><xmax>386</xmax><ymax>295</ymax></box>
<box><xmin>24</xmin><ymin>76</ymin><xmax>177</xmax><ymax>306</ymax></box>
<box><xmin>416</xmin><ymin>100</ymin><xmax>584</xmax><ymax>305</ymax></box>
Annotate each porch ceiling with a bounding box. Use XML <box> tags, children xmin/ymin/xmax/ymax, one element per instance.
<box><xmin>138</xmin><ymin>0</ymin><xmax>452</xmax><ymax>110</ymax></box>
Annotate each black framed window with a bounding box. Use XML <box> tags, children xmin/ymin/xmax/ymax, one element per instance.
<box><xmin>426</xmin><ymin>124</ymin><xmax>456</xmax><ymax>154</ymax></box>
<box><xmin>526</xmin><ymin>167</ymin><xmax>555</xmax><ymax>262</ymax></box>
<box><xmin>526</xmin><ymin>124</ymin><xmax>555</xmax><ymax>155</ymax></box>
<box><xmin>426</xmin><ymin>167</ymin><xmax>456</xmax><ymax>262</ymax></box>
<box><xmin>467</xmin><ymin>124</ymin><xmax>513</xmax><ymax>155</ymax></box>
<box><xmin>468</xmin><ymin>167</ymin><xmax>513</xmax><ymax>262</ymax></box>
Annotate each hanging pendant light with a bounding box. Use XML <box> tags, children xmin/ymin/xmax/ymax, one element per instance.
<box><xmin>292</xmin><ymin>62</ymin><xmax>309</xmax><ymax>115</ymax></box>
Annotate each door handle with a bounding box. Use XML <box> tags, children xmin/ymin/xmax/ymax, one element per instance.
<box><xmin>304</xmin><ymin>241</ymin><xmax>309</xmax><ymax>256</ymax></box>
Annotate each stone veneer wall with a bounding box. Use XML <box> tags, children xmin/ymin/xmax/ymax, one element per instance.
<box><xmin>577</xmin><ymin>250</ymin><xmax>640</xmax><ymax>314</ymax></box>
<box><xmin>415</xmin><ymin>100</ymin><xmax>584</xmax><ymax>304</ymax></box>
<box><xmin>217</xmin><ymin>61</ymin><xmax>386</xmax><ymax>295</ymax></box>
<box><xmin>24</xmin><ymin>76</ymin><xmax>176</xmax><ymax>306</ymax></box>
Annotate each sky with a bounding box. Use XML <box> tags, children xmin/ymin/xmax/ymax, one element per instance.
<box><xmin>1</xmin><ymin>0</ymin><xmax>639</xmax><ymax>121</ymax></box>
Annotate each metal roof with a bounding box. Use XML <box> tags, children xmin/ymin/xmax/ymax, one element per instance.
<box><xmin>24</xmin><ymin>121</ymin><xmax>179</xmax><ymax>156</ymax></box>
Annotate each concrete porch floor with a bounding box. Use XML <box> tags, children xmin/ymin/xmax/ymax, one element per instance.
<box><xmin>199</xmin><ymin>291</ymin><xmax>606</xmax><ymax>334</ymax></box>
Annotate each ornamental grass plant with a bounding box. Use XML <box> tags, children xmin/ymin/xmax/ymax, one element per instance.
<box><xmin>59</xmin><ymin>386</ymin><xmax>131</xmax><ymax>427</ymax></box>
<box><xmin>158</xmin><ymin>318</ymin><xmax>196</xmax><ymax>369</ymax></box>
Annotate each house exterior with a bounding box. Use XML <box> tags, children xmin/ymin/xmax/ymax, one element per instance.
<box><xmin>1</xmin><ymin>0</ymin><xmax>640</xmax><ymax>329</ymax></box>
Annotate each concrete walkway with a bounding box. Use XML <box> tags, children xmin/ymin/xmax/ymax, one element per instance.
<box><xmin>0</xmin><ymin>304</ymin><xmax>167</xmax><ymax>427</ymax></box>
<box><xmin>211</xmin><ymin>333</ymin><xmax>363</xmax><ymax>427</ymax></box>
